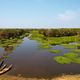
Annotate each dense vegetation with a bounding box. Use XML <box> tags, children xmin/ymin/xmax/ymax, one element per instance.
<box><xmin>0</xmin><ymin>29</ymin><xmax>30</xmax><ymax>39</ymax></box>
<box><xmin>28</xmin><ymin>29</ymin><xmax>80</xmax><ymax>64</ymax></box>
<box><xmin>38</xmin><ymin>28</ymin><xmax>80</xmax><ymax>37</ymax></box>
<box><xmin>0</xmin><ymin>28</ymin><xmax>80</xmax><ymax>39</ymax></box>
<box><xmin>0</xmin><ymin>28</ymin><xmax>80</xmax><ymax>64</ymax></box>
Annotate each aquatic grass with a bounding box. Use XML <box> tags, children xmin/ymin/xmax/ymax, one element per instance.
<box><xmin>64</xmin><ymin>53</ymin><xmax>78</xmax><ymax>59</ymax></box>
<box><xmin>53</xmin><ymin>56</ymin><xmax>72</xmax><ymax>64</ymax></box>
<box><xmin>3</xmin><ymin>55</ymin><xmax>10</xmax><ymax>59</ymax></box>
<box><xmin>61</xmin><ymin>52</ymin><xmax>80</xmax><ymax>64</ymax></box>
<box><xmin>76</xmin><ymin>44</ymin><xmax>80</xmax><ymax>46</ymax></box>
<box><xmin>35</xmin><ymin>38</ymin><xmax>47</xmax><ymax>43</ymax></box>
<box><xmin>30</xmin><ymin>31</ymin><xmax>44</xmax><ymax>39</ymax></box>
<box><xmin>53</xmin><ymin>52</ymin><xmax>80</xmax><ymax>64</ymax></box>
<box><xmin>30</xmin><ymin>33</ymin><xmax>80</xmax><ymax>46</ymax></box>
<box><xmin>47</xmin><ymin>37</ymin><xmax>62</xmax><ymax>45</ymax></box>
<box><xmin>17</xmin><ymin>39</ymin><xmax>23</xmax><ymax>43</ymax></box>
<box><xmin>61</xmin><ymin>44</ymin><xmax>76</xmax><ymax>49</ymax></box>
<box><xmin>0</xmin><ymin>43</ymin><xmax>10</xmax><ymax>47</ymax></box>
<box><xmin>72</xmin><ymin>57</ymin><xmax>80</xmax><ymax>64</ymax></box>
<box><xmin>72</xmin><ymin>49</ymin><xmax>80</xmax><ymax>53</ymax></box>
<box><xmin>49</xmin><ymin>50</ymin><xmax>61</xmax><ymax>53</ymax></box>
<box><xmin>8</xmin><ymin>44</ymin><xmax>18</xmax><ymax>47</ymax></box>
<box><xmin>49</xmin><ymin>41</ymin><xmax>61</xmax><ymax>45</ymax></box>
<box><xmin>39</xmin><ymin>43</ymin><xmax>52</xmax><ymax>49</ymax></box>
<box><xmin>29</xmin><ymin>33</ymin><xmax>46</xmax><ymax>44</ymax></box>
<box><xmin>47</xmin><ymin>36</ymin><xmax>79</xmax><ymax>46</ymax></box>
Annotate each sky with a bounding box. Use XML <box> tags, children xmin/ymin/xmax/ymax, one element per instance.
<box><xmin>0</xmin><ymin>0</ymin><xmax>80</xmax><ymax>28</ymax></box>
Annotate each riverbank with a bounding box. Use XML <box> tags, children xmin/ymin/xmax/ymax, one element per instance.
<box><xmin>0</xmin><ymin>74</ymin><xmax>80</xmax><ymax>80</ymax></box>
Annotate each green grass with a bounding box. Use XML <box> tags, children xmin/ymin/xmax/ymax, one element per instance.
<box><xmin>30</xmin><ymin>32</ymin><xmax>80</xmax><ymax>46</ymax></box>
<box><xmin>39</xmin><ymin>43</ymin><xmax>52</xmax><ymax>49</ymax></box>
<box><xmin>0</xmin><ymin>37</ymin><xmax>23</xmax><ymax>53</ymax></box>
<box><xmin>49</xmin><ymin>41</ymin><xmax>61</xmax><ymax>45</ymax></box>
<box><xmin>29</xmin><ymin>32</ymin><xmax>80</xmax><ymax>47</ymax></box>
<box><xmin>53</xmin><ymin>56</ymin><xmax>72</xmax><ymax>64</ymax></box>
<box><xmin>49</xmin><ymin>50</ymin><xmax>61</xmax><ymax>53</ymax></box>
<box><xmin>64</xmin><ymin>53</ymin><xmax>78</xmax><ymax>59</ymax></box>
<box><xmin>47</xmin><ymin>36</ymin><xmax>79</xmax><ymax>45</ymax></box>
<box><xmin>53</xmin><ymin>52</ymin><xmax>80</xmax><ymax>64</ymax></box>
<box><xmin>72</xmin><ymin>57</ymin><xmax>80</xmax><ymax>64</ymax></box>
<box><xmin>61</xmin><ymin>44</ymin><xmax>76</xmax><ymax>49</ymax></box>
<box><xmin>76</xmin><ymin>44</ymin><xmax>80</xmax><ymax>46</ymax></box>
<box><xmin>72</xmin><ymin>49</ymin><xmax>80</xmax><ymax>53</ymax></box>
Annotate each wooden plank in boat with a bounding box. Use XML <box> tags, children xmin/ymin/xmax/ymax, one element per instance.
<box><xmin>0</xmin><ymin>64</ymin><xmax>12</xmax><ymax>75</ymax></box>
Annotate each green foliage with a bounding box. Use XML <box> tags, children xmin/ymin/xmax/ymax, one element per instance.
<box><xmin>0</xmin><ymin>28</ymin><xmax>80</xmax><ymax>39</ymax></box>
<box><xmin>61</xmin><ymin>44</ymin><xmax>77</xmax><ymax>49</ymax></box>
<box><xmin>76</xmin><ymin>44</ymin><xmax>80</xmax><ymax>46</ymax></box>
<box><xmin>30</xmin><ymin>32</ymin><xmax>44</xmax><ymax>40</ymax></box>
<box><xmin>64</xmin><ymin>53</ymin><xmax>78</xmax><ymax>59</ymax></box>
<box><xmin>3</xmin><ymin>55</ymin><xmax>10</xmax><ymax>59</ymax></box>
<box><xmin>72</xmin><ymin>57</ymin><xmax>80</xmax><ymax>64</ymax></box>
<box><xmin>53</xmin><ymin>52</ymin><xmax>80</xmax><ymax>64</ymax></box>
<box><xmin>0</xmin><ymin>37</ymin><xmax>23</xmax><ymax>53</ymax></box>
<box><xmin>49</xmin><ymin>50</ymin><xmax>61</xmax><ymax>53</ymax></box>
<box><xmin>54</xmin><ymin>56</ymin><xmax>72</xmax><ymax>64</ymax></box>
<box><xmin>39</xmin><ymin>43</ymin><xmax>52</xmax><ymax>49</ymax></box>
<box><xmin>72</xmin><ymin>49</ymin><xmax>80</xmax><ymax>53</ymax></box>
<box><xmin>47</xmin><ymin>36</ymin><xmax>79</xmax><ymax>45</ymax></box>
<box><xmin>39</xmin><ymin>28</ymin><xmax>80</xmax><ymax>37</ymax></box>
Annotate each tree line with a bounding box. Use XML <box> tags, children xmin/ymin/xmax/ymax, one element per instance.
<box><xmin>0</xmin><ymin>28</ymin><xmax>80</xmax><ymax>39</ymax></box>
<box><xmin>38</xmin><ymin>28</ymin><xmax>80</xmax><ymax>37</ymax></box>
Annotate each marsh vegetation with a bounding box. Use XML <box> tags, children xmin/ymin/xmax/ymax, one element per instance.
<box><xmin>0</xmin><ymin>28</ymin><xmax>80</xmax><ymax>78</ymax></box>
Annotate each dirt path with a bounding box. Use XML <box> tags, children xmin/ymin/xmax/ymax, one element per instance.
<box><xmin>27</xmin><ymin>34</ymin><xmax>32</xmax><ymax>38</ymax></box>
<box><xmin>0</xmin><ymin>74</ymin><xmax>80</xmax><ymax>80</ymax></box>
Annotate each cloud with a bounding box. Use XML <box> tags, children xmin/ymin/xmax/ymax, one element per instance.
<box><xmin>55</xmin><ymin>9</ymin><xmax>80</xmax><ymax>28</ymax></box>
<box><xmin>57</xmin><ymin>10</ymin><xmax>80</xmax><ymax>21</ymax></box>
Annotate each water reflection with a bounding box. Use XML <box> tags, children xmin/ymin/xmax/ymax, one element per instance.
<box><xmin>3</xmin><ymin>37</ymin><xmax>79</xmax><ymax>78</ymax></box>
<box><xmin>4</xmin><ymin>46</ymin><xmax>14</xmax><ymax>53</ymax></box>
<box><xmin>0</xmin><ymin>38</ymin><xmax>23</xmax><ymax>53</ymax></box>
<box><xmin>0</xmin><ymin>37</ymin><xmax>80</xmax><ymax>78</ymax></box>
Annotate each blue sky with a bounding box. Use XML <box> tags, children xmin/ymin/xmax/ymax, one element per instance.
<box><xmin>0</xmin><ymin>0</ymin><xmax>80</xmax><ymax>28</ymax></box>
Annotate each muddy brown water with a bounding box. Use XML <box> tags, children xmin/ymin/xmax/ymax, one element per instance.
<box><xmin>0</xmin><ymin>37</ymin><xmax>80</xmax><ymax>78</ymax></box>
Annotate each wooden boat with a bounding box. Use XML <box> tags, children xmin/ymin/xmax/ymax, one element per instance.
<box><xmin>0</xmin><ymin>64</ymin><xmax>7</xmax><ymax>71</ymax></box>
<box><xmin>0</xmin><ymin>60</ymin><xmax>4</xmax><ymax>67</ymax></box>
<box><xmin>0</xmin><ymin>64</ymin><xmax>12</xmax><ymax>75</ymax></box>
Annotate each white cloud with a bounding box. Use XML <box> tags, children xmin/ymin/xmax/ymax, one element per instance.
<box><xmin>55</xmin><ymin>9</ymin><xmax>80</xmax><ymax>28</ymax></box>
<box><xmin>57</xmin><ymin>10</ymin><xmax>80</xmax><ymax>21</ymax></box>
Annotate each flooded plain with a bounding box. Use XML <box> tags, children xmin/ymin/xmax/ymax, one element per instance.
<box><xmin>0</xmin><ymin>37</ymin><xmax>80</xmax><ymax>78</ymax></box>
